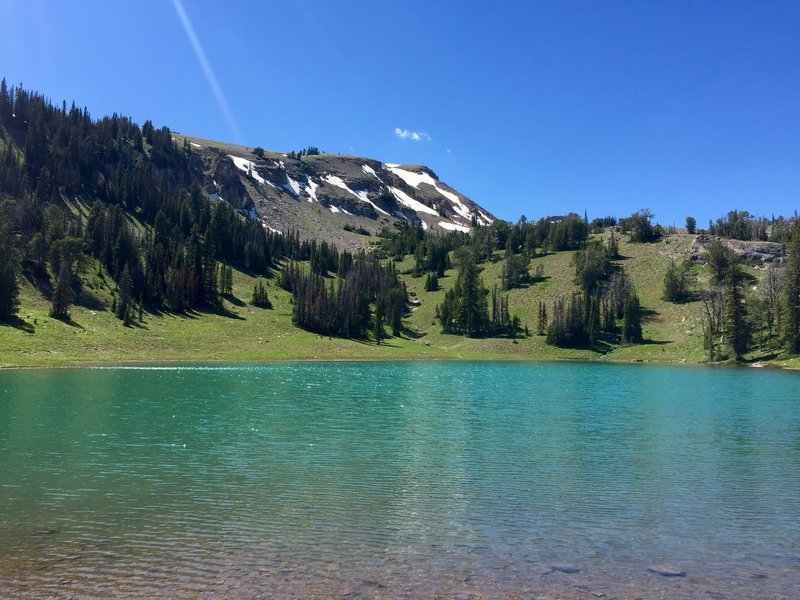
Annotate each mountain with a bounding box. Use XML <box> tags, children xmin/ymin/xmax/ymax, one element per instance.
<box><xmin>174</xmin><ymin>134</ymin><xmax>495</xmax><ymax>249</ymax></box>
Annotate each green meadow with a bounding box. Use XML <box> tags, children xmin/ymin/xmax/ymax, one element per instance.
<box><xmin>2</xmin><ymin>233</ymin><xmax>798</xmax><ymax>370</ymax></box>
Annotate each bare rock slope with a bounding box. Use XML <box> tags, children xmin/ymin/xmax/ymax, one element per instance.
<box><xmin>179</xmin><ymin>135</ymin><xmax>496</xmax><ymax>249</ymax></box>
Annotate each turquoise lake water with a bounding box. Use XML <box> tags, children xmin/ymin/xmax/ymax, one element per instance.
<box><xmin>0</xmin><ymin>362</ymin><xmax>798</xmax><ymax>599</ymax></box>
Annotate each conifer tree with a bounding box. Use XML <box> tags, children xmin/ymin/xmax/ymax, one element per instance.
<box><xmin>373</xmin><ymin>302</ymin><xmax>385</xmax><ymax>344</ymax></box>
<box><xmin>116</xmin><ymin>266</ymin><xmax>134</xmax><ymax>324</ymax></box>
<box><xmin>0</xmin><ymin>223</ymin><xmax>21</xmax><ymax>319</ymax></box>
<box><xmin>621</xmin><ymin>292</ymin><xmax>643</xmax><ymax>345</ymax></box>
<box><xmin>724</xmin><ymin>263</ymin><xmax>751</xmax><ymax>360</ymax></box>
<box><xmin>537</xmin><ymin>300</ymin><xmax>547</xmax><ymax>336</ymax></box>
<box><xmin>0</xmin><ymin>78</ymin><xmax>11</xmax><ymax>121</ymax></box>
<box><xmin>781</xmin><ymin>221</ymin><xmax>800</xmax><ymax>354</ymax></box>
<box><xmin>607</xmin><ymin>231</ymin><xmax>619</xmax><ymax>259</ymax></box>
<box><xmin>663</xmin><ymin>260</ymin><xmax>692</xmax><ymax>303</ymax></box>
<box><xmin>50</xmin><ymin>262</ymin><xmax>72</xmax><ymax>320</ymax></box>
<box><xmin>251</xmin><ymin>281</ymin><xmax>271</xmax><ymax>308</ymax></box>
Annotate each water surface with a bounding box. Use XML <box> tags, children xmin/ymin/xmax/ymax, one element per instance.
<box><xmin>1</xmin><ymin>362</ymin><xmax>798</xmax><ymax>598</ymax></box>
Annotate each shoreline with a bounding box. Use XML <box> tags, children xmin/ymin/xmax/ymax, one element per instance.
<box><xmin>1</xmin><ymin>353</ymin><xmax>797</xmax><ymax>372</ymax></box>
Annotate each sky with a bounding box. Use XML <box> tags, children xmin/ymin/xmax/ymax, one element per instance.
<box><xmin>2</xmin><ymin>0</ymin><xmax>798</xmax><ymax>227</ymax></box>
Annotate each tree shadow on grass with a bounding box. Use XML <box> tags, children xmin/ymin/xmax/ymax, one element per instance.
<box><xmin>223</xmin><ymin>294</ymin><xmax>246</xmax><ymax>308</ymax></box>
<box><xmin>74</xmin><ymin>285</ymin><xmax>107</xmax><ymax>311</ymax></box>
<box><xmin>374</xmin><ymin>342</ymin><xmax>401</xmax><ymax>348</ymax></box>
<box><xmin>127</xmin><ymin>318</ymin><xmax>149</xmax><ymax>331</ymax></box>
<box><xmin>742</xmin><ymin>352</ymin><xmax>779</xmax><ymax>364</ymax></box>
<box><xmin>23</xmin><ymin>268</ymin><xmax>53</xmax><ymax>298</ymax></box>
<box><xmin>398</xmin><ymin>325</ymin><xmax>426</xmax><ymax>340</ymax></box>
<box><xmin>51</xmin><ymin>314</ymin><xmax>85</xmax><ymax>330</ymax></box>
<box><xmin>640</xmin><ymin>308</ymin><xmax>660</xmax><ymax>323</ymax></box>
<box><xmin>588</xmin><ymin>336</ymin><xmax>617</xmax><ymax>355</ymax></box>
<box><xmin>0</xmin><ymin>316</ymin><xmax>35</xmax><ymax>334</ymax></box>
<box><xmin>204</xmin><ymin>304</ymin><xmax>246</xmax><ymax>321</ymax></box>
<box><xmin>640</xmin><ymin>338</ymin><xmax>672</xmax><ymax>346</ymax></box>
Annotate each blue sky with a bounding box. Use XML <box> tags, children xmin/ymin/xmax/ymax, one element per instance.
<box><xmin>2</xmin><ymin>0</ymin><xmax>798</xmax><ymax>226</ymax></box>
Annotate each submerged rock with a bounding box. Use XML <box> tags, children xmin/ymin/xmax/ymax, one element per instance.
<box><xmin>549</xmin><ymin>564</ymin><xmax>581</xmax><ymax>574</ymax></box>
<box><xmin>648</xmin><ymin>564</ymin><xmax>686</xmax><ymax>577</ymax></box>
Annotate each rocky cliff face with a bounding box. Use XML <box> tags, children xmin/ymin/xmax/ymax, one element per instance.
<box><xmin>180</xmin><ymin>135</ymin><xmax>495</xmax><ymax>249</ymax></box>
<box><xmin>690</xmin><ymin>234</ymin><xmax>787</xmax><ymax>263</ymax></box>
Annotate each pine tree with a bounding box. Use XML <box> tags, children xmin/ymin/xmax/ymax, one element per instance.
<box><xmin>781</xmin><ymin>221</ymin><xmax>800</xmax><ymax>354</ymax></box>
<box><xmin>724</xmin><ymin>264</ymin><xmax>751</xmax><ymax>360</ymax></box>
<box><xmin>621</xmin><ymin>292</ymin><xmax>643</xmax><ymax>345</ymax></box>
<box><xmin>663</xmin><ymin>261</ymin><xmax>682</xmax><ymax>302</ymax></box>
<box><xmin>50</xmin><ymin>262</ymin><xmax>72</xmax><ymax>320</ymax></box>
<box><xmin>536</xmin><ymin>300</ymin><xmax>547</xmax><ymax>336</ymax></box>
<box><xmin>251</xmin><ymin>281</ymin><xmax>271</xmax><ymax>308</ymax></box>
<box><xmin>439</xmin><ymin>257</ymin><xmax>489</xmax><ymax>337</ymax></box>
<box><xmin>373</xmin><ymin>302</ymin><xmax>385</xmax><ymax>344</ymax></box>
<box><xmin>424</xmin><ymin>272</ymin><xmax>438</xmax><ymax>292</ymax></box>
<box><xmin>201</xmin><ymin>234</ymin><xmax>219</xmax><ymax>307</ymax></box>
<box><xmin>705</xmin><ymin>241</ymin><xmax>736</xmax><ymax>285</ymax></box>
<box><xmin>0</xmin><ymin>224</ymin><xmax>21</xmax><ymax>319</ymax></box>
<box><xmin>0</xmin><ymin>78</ymin><xmax>11</xmax><ymax>121</ymax></box>
<box><xmin>607</xmin><ymin>231</ymin><xmax>619</xmax><ymax>259</ymax></box>
<box><xmin>116</xmin><ymin>266</ymin><xmax>134</xmax><ymax>324</ymax></box>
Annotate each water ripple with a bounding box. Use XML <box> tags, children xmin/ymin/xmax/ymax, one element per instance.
<box><xmin>1</xmin><ymin>362</ymin><xmax>799</xmax><ymax>598</ymax></box>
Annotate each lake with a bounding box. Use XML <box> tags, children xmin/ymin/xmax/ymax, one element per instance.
<box><xmin>1</xmin><ymin>362</ymin><xmax>798</xmax><ymax>599</ymax></box>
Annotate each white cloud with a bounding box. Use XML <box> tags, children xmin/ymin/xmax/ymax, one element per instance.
<box><xmin>394</xmin><ymin>128</ymin><xmax>431</xmax><ymax>142</ymax></box>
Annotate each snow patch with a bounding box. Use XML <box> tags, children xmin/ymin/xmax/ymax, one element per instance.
<box><xmin>323</xmin><ymin>175</ymin><xmax>390</xmax><ymax>216</ymax></box>
<box><xmin>237</xmin><ymin>206</ymin><xmax>259</xmax><ymax>221</ymax></box>
<box><xmin>329</xmin><ymin>205</ymin><xmax>352</xmax><ymax>215</ymax></box>
<box><xmin>304</xmin><ymin>179</ymin><xmax>319</xmax><ymax>202</ymax></box>
<box><xmin>362</xmin><ymin>164</ymin><xmax>379</xmax><ymax>178</ymax></box>
<box><xmin>190</xmin><ymin>142</ymin><xmax>202</xmax><ymax>148</ymax></box>
<box><xmin>284</xmin><ymin>175</ymin><xmax>301</xmax><ymax>196</ymax></box>
<box><xmin>229</xmin><ymin>155</ymin><xmax>265</xmax><ymax>184</ymax></box>
<box><xmin>390</xmin><ymin>187</ymin><xmax>438</xmax><ymax>216</ymax></box>
<box><xmin>438</xmin><ymin>221</ymin><xmax>470</xmax><ymax>233</ymax></box>
<box><xmin>432</xmin><ymin>184</ymin><xmax>471</xmax><ymax>220</ymax></box>
<box><xmin>388</xmin><ymin>165</ymin><xmax>475</xmax><ymax>221</ymax></box>
<box><xmin>387</xmin><ymin>165</ymin><xmax>438</xmax><ymax>189</ymax></box>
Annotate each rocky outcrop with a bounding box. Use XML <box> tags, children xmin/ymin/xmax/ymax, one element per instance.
<box><xmin>206</xmin><ymin>148</ymin><xmax>250</xmax><ymax>211</ymax></box>
<box><xmin>690</xmin><ymin>234</ymin><xmax>787</xmax><ymax>264</ymax></box>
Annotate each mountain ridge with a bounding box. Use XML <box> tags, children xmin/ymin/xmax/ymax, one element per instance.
<box><xmin>174</xmin><ymin>133</ymin><xmax>495</xmax><ymax>249</ymax></box>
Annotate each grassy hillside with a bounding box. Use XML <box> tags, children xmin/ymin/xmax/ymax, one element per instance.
<box><xmin>3</xmin><ymin>232</ymin><xmax>798</xmax><ymax>369</ymax></box>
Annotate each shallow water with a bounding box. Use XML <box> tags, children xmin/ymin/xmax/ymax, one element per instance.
<box><xmin>1</xmin><ymin>362</ymin><xmax>798</xmax><ymax>598</ymax></box>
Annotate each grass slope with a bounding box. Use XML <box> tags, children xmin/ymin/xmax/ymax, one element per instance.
<box><xmin>2</xmin><ymin>234</ymin><xmax>799</xmax><ymax>369</ymax></box>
